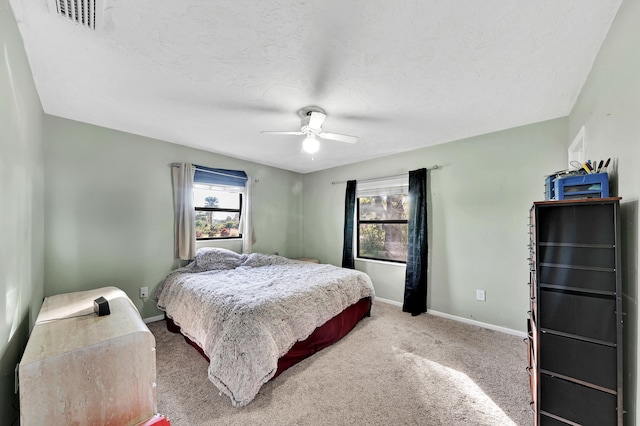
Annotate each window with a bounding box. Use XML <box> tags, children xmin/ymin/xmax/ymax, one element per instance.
<box><xmin>356</xmin><ymin>176</ymin><xmax>409</xmax><ymax>263</ymax></box>
<box><xmin>194</xmin><ymin>184</ymin><xmax>242</xmax><ymax>239</ymax></box>
<box><xmin>193</xmin><ymin>166</ymin><xmax>247</xmax><ymax>240</ymax></box>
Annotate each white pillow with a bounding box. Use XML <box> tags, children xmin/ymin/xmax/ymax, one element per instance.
<box><xmin>193</xmin><ymin>247</ymin><xmax>244</xmax><ymax>271</ymax></box>
<box><xmin>241</xmin><ymin>253</ymin><xmax>296</xmax><ymax>268</ymax></box>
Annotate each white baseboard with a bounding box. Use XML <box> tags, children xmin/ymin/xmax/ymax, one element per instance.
<box><xmin>375</xmin><ymin>296</ymin><xmax>403</xmax><ymax>307</ymax></box>
<box><xmin>374</xmin><ymin>297</ymin><xmax>526</xmax><ymax>338</ymax></box>
<box><xmin>144</xmin><ymin>314</ymin><xmax>164</xmax><ymax>324</ymax></box>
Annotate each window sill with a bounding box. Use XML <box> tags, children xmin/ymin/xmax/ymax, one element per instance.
<box><xmin>355</xmin><ymin>258</ymin><xmax>407</xmax><ymax>267</ymax></box>
<box><xmin>196</xmin><ymin>237</ymin><xmax>242</xmax><ymax>241</ymax></box>
<box><xmin>196</xmin><ymin>239</ymin><xmax>243</xmax><ymax>250</ymax></box>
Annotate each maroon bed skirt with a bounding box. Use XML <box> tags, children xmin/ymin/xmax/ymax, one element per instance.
<box><xmin>165</xmin><ymin>296</ymin><xmax>372</xmax><ymax>380</ymax></box>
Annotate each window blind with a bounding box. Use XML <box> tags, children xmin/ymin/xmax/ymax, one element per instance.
<box><xmin>356</xmin><ymin>175</ymin><xmax>408</xmax><ymax>197</ymax></box>
<box><xmin>193</xmin><ymin>165</ymin><xmax>248</xmax><ymax>187</ymax></box>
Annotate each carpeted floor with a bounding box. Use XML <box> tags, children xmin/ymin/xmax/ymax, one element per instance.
<box><xmin>148</xmin><ymin>301</ymin><xmax>533</xmax><ymax>426</ymax></box>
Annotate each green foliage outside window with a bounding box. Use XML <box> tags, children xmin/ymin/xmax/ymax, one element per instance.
<box><xmin>358</xmin><ymin>195</ymin><xmax>408</xmax><ymax>262</ymax></box>
<box><xmin>195</xmin><ymin>213</ymin><xmax>240</xmax><ymax>239</ymax></box>
<box><xmin>193</xmin><ymin>188</ymin><xmax>241</xmax><ymax>239</ymax></box>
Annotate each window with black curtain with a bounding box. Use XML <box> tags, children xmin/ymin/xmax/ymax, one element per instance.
<box><xmin>355</xmin><ymin>176</ymin><xmax>409</xmax><ymax>263</ymax></box>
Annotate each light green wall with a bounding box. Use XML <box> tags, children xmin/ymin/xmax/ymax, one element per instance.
<box><xmin>44</xmin><ymin>113</ymin><xmax>569</xmax><ymax>333</ymax></box>
<box><xmin>303</xmin><ymin>118</ymin><xmax>568</xmax><ymax>332</ymax></box>
<box><xmin>5</xmin><ymin>0</ymin><xmax>637</xmax><ymax>419</ymax></box>
<box><xmin>568</xmin><ymin>0</ymin><xmax>640</xmax><ymax>422</ymax></box>
<box><xmin>43</xmin><ymin>116</ymin><xmax>303</xmax><ymax>318</ymax></box>
<box><xmin>0</xmin><ymin>0</ymin><xmax>44</xmax><ymax>421</ymax></box>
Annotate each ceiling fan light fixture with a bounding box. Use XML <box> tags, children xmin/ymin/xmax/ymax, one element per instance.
<box><xmin>302</xmin><ymin>135</ymin><xmax>320</xmax><ymax>154</ymax></box>
<box><xmin>261</xmin><ymin>106</ymin><xmax>358</xmax><ymax>154</ymax></box>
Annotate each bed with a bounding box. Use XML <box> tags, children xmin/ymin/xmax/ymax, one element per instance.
<box><xmin>155</xmin><ymin>248</ymin><xmax>375</xmax><ymax>407</ymax></box>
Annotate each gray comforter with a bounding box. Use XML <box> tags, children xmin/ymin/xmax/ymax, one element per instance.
<box><xmin>156</xmin><ymin>248</ymin><xmax>375</xmax><ymax>407</ymax></box>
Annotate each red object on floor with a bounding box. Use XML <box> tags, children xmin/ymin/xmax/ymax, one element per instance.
<box><xmin>138</xmin><ymin>414</ymin><xmax>171</xmax><ymax>425</ymax></box>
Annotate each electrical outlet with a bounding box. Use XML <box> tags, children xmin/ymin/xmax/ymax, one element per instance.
<box><xmin>476</xmin><ymin>289</ymin><xmax>486</xmax><ymax>301</ymax></box>
<box><xmin>139</xmin><ymin>286</ymin><xmax>149</xmax><ymax>299</ymax></box>
<box><xmin>15</xmin><ymin>363</ymin><xmax>19</xmax><ymax>394</ymax></box>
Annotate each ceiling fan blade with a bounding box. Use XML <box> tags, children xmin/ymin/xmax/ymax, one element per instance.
<box><xmin>308</xmin><ymin>111</ymin><xmax>327</xmax><ymax>129</ymax></box>
<box><xmin>319</xmin><ymin>132</ymin><xmax>358</xmax><ymax>144</ymax></box>
<box><xmin>260</xmin><ymin>131</ymin><xmax>305</xmax><ymax>136</ymax></box>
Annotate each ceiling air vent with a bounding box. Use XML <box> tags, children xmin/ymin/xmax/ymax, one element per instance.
<box><xmin>47</xmin><ymin>0</ymin><xmax>104</xmax><ymax>30</ymax></box>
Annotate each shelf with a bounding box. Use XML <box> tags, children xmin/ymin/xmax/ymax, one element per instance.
<box><xmin>539</xmin><ymin>265</ymin><xmax>616</xmax><ymax>293</ymax></box>
<box><xmin>540</xmin><ymin>283</ymin><xmax>615</xmax><ymax>297</ymax></box>
<box><xmin>540</xmin><ymin>328</ymin><xmax>617</xmax><ymax>348</ymax></box>
<box><xmin>559</xmin><ymin>190</ymin><xmax>603</xmax><ymax>195</ymax></box>
<box><xmin>539</xmin><ymin>262</ymin><xmax>615</xmax><ymax>273</ymax></box>
<box><xmin>531</xmin><ymin>199</ymin><xmax>622</xmax><ymax>425</ymax></box>
<box><xmin>539</xmin><ymin>370</ymin><xmax>617</xmax><ymax>395</ymax></box>
<box><xmin>539</xmin><ymin>331</ymin><xmax>617</xmax><ymax>391</ymax></box>
<box><xmin>533</xmin><ymin>197</ymin><xmax>622</xmax><ymax>206</ymax></box>
<box><xmin>539</xmin><ymin>289</ymin><xmax>617</xmax><ymax>343</ymax></box>
<box><xmin>539</xmin><ymin>242</ymin><xmax>615</xmax><ymax>249</ymax></box>
<box><xmin>539</xmin><ymin>374</ymin><xmax>617</xmax><ymax>426</ymax></box>
<box><xmin>539</xmin><ymin>410</ymin><xmax>579</xmax><ymax>426</ymax></box>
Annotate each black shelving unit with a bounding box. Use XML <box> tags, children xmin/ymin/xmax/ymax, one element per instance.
<box><xmin>527</xmin><ymin>198</ymin><xmax>623</xmax><ymax>426</ymax></box>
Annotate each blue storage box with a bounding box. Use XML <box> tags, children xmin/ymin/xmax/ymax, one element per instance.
<box><xmin>544</xmin><ymin>175</ymin><xmax>556</xmax><ymax>200</ymax></box>
<box><xmin>553</xmin><ymin>173</ymin><xmax>609</xmax><ymax>200</ymax></box>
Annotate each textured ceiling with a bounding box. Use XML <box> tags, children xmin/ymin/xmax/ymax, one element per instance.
<box><xmin>9</xmin><ymin>0</ymin><xmax>621</xmax><ymax>173</ymax></box>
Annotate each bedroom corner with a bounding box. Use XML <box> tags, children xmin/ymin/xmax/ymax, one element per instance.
<box><xmin>1</xmin><ymin>0</ymin><xmax>45</xmax><ymax>421</ymax></box>
<box><xmin>42</xmin><ymin>116</ymin><xmax>305</xmax><ymax>321</ymax></box>
<box><xmin>302</xmin><ymin>118</ymin><xmax>567</xmax><ymax>333</ymax></box>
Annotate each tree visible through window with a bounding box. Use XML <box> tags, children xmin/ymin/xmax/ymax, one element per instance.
<box><xmin>357</xmin><ymin>194</ymin><xmax>408</xmax><ymax>262</ymax></box>
<box><xmin>194</xmin><ymin>184</ymin><xmax>242</xmax><ymax>239</ymax></box>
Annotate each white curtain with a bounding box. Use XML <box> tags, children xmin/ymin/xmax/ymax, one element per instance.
<box><xmin>172</xmin><ymin>163</ymin><xmax>196</xmax><ymax>260</ymax></box>
<box><xmin>241</xmin><ymin>176</ymin><xmax>255</xmax><ymax>253</ymax></box>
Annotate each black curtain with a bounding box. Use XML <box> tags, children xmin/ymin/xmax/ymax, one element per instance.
<box><xmin>341</xmin><ymin>180</ymin><xmax>357</xmax><ymax>269</ymax></box>
<box><xmin>403</xmin><ymin>168</ymin><xmax>428</xmax><ymax>316</ymax></box>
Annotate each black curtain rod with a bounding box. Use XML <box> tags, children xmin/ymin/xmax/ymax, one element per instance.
<box><xmin>331</xmin><ymin>165</ymin><xmax>440</xmax><ymax>185</ymax></box>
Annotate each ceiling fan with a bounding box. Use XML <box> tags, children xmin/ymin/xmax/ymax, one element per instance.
<box><xmin>261</xmin><ymin>106</ymin><xmax>358</xmax><ymax>154</ymax></box>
